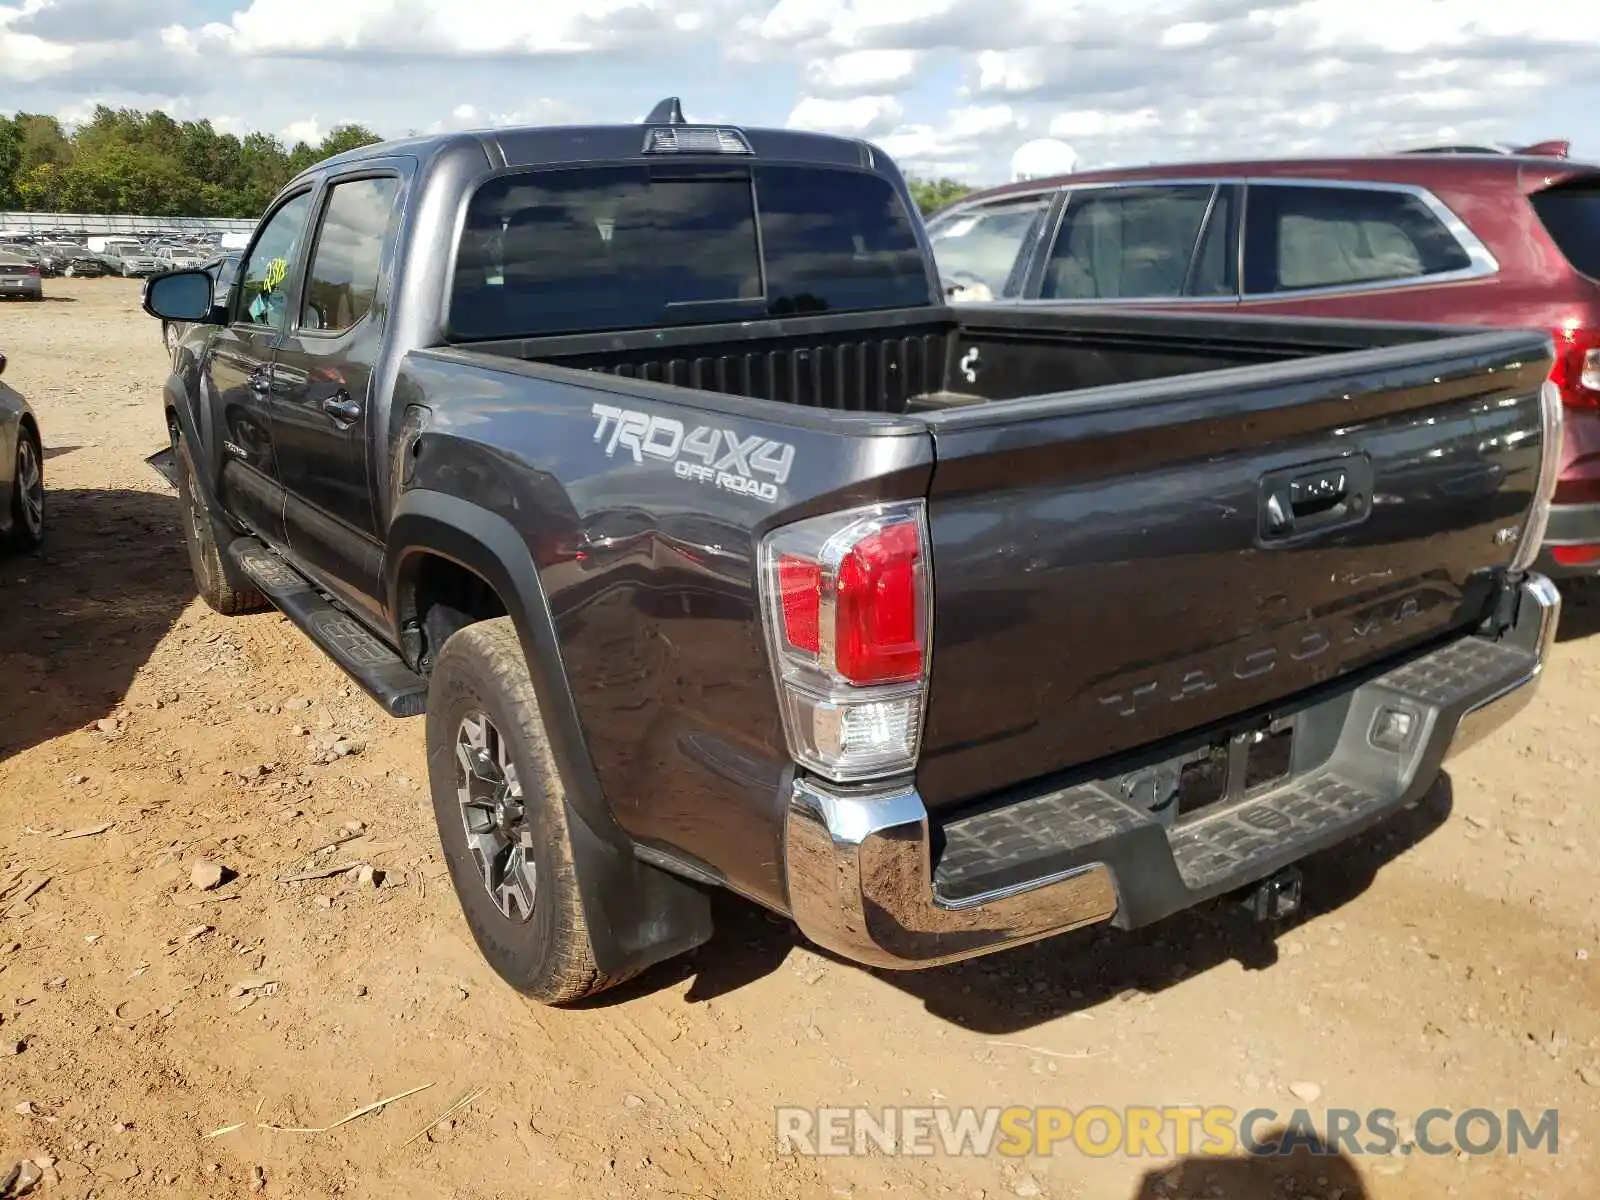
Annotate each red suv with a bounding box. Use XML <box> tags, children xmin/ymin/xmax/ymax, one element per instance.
<box><xmin>926</xmin><ymin>150</ymin><xmax>1600</xmax><ymax>577</ymax></box>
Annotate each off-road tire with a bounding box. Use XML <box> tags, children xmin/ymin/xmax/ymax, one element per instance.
<box><xmin>426</xmin><ymin>617</ymin><xmax>627</xmax><ymax>1005</ymax></box>
<box><xmin>172</xmin><ymin>428</ymin><xmax>265</xmax><ymax>615</ymax></box>
<box><xmin>5</xmin><ymin>426</ymin><xmax>44</xmax><ymax>552</ymax></box>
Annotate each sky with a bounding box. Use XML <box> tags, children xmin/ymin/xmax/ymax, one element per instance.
<box><xmin>2</xmin><ymin>0</ymin><xmax>1598</xmax><ymax>184</ymax></box>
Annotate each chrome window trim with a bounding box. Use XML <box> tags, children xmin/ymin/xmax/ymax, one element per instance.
<box><xmin>1237</xmin><ymin>176</ymin><xmax>1499</xmax><ymax>298</ymax></box>
<box><xmin>1011</xmin><ymin>174</ymin><xmax>1498</xmax><ymax>304</ymax></box>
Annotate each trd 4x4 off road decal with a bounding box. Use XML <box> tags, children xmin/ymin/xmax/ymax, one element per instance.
<box><xmin>590</xmin><ymin>403</ymin><xmax>795</xmax><ymax>503</ymax></box>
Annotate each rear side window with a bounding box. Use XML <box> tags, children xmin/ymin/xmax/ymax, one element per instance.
<box><xmin>448</xmin><ymin>164</ymin><xmax>928</xmax><ymax>339</ymax></box>
<box><xmin>926</xmin><ymin>196</ymin><xmax>1050</xmax><ymax>300</ymax></box>
<box><xmin>1531</xmin><ymin>181</ymin><xmax>1600</xmax><ymax>279</ymax></box>
<box><xmin>1040</xmin><ymin>185</ymin><xmax>1214</xmax><ymax>301</ymax></box>
<box><xmin>1244</xmin><ymin>184</ymin><xmax>1473</xmax><ymax>293</ymax></box>
<box><xmin>301</xmin><ymin>176</ymin><xmax>401</xmax><ymax>334</ymax></box>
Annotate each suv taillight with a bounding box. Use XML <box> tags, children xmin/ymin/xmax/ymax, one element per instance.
<box><xmin>759</xmin><ymin>500</ymin><xmax>931</xmax><ymax>782</ymax></box>
<box><xmin>1549</xmin><ymin>327</ymin><xmax>1600</xmax><ymax>409</ymax></box>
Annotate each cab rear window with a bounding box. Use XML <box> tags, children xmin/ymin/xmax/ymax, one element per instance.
<box><xmin>447</xmin><ymin>164</ymin><xmax>930</xmax><ymax>339</ymax></box>
<box><xmin>1531</xmin><ymin>179</ymin><xmax>1600</xmax><ymax>280</ymax></box>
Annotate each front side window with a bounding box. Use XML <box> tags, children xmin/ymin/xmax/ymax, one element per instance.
<box><xmin>301</xmin><ymin>176</ymin><xmax>400</xmax><ymax>333</ymax></box>
<box><xmin>1244</xmin><ymin>184</ymin><xmax>1474</xmax><ymax>293</ymax></box>
<box><xmin>1040</xmin><ymin>185</ymin><xmax>1215</xmax><ymax>300</ymax></box>
<box><xmin>448</xmin><ymin>164</ymin><xmax>929</xmax><ymax>339</ymax></box>
<box><xmin>237</xmin><ymin>191</ymin><xmax>314</xmax><ymax>330</ymax></box>
<box><xmin>926</xmin><ymin>196</ymin><xmax>1050</xmax><ymax>301</ymax></box>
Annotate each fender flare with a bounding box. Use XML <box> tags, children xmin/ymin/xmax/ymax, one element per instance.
<box><xmin>162</xmin><ymin>372</ymin><xmax>224</xmax><ymax>515</ymax></box>
<box><xmin>387</xmin><ymin>489</ymin><xmax>713</xmax><ymax>975</ymax></box>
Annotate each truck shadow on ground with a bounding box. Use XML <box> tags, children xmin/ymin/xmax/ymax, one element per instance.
<box><xmin>1131</xmin><ymin>1130</ymin><xmax>1370</xmax><ymax>1199</ymax></box>
<box><xmin>640</xmin><ymin>776</ymin><xmax>1454</xmax><ymax>1032</ymax></box>
<box><xmin>0</xmin><ymin>485</ymin><xmax>193</xmax><ymax>762</ymax></box>
<box><xmin>1554</xmin><ymin>581</ymin><xmax>1600</xmax><ymax>642</ymax></box>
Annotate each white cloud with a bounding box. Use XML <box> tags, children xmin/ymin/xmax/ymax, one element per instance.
<box><xmin>0</xmin><ymin>0</ymin><xmax>77</xmax><ymax>80</ymax></box>
<box><xmin>1</xmin><ymin>0</ymin><xmax>1597</xmax><ymax>187</ymax></box>
<box><xmin>802</xmin><ymin>48</ymin><xmax>917</xmax><ymax>95</ymax></box>
<box><xmin>177</xmin><ymin>0</ymin><xmax>684</xmax><ymax>56</ymax></box>
<box><xmin>786</xmin><ymin>94</ymin><xmax>903</xmax><ymax>137</ymax></box>
<box><xmin>873</xmin><ymin>104</ymin><xmax>1027</xmax><ymax>180</ymax></box>
<box><xmin>1048</xmin><ymin>108</ymin><xmax>1158</xmax><ymax>140</ymax></box>
<box><xmin>281</xmin><ymin>116</ymin><xmax>323</xmax><ymax>145</ymax></box>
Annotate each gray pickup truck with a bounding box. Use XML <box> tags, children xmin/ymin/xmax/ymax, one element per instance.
<box><xmin>142</xmin><ymin>101</ymin><xmax>1561</xmax><ymax>1005</ymax></box>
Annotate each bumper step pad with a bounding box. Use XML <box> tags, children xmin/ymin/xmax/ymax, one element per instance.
<box><xmin>934</xmin><ymin>631</ymin><xmax>1539</xmax><ymax>922</ymax></box>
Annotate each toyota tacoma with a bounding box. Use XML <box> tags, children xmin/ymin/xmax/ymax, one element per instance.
<box><xmin>142</xmin><ymin>101</ymin><xmax>1562</xmax><ymax>1004</ymax></box>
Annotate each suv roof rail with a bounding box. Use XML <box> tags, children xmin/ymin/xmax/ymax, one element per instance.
<box><xmin>643</xmin><ymin>97</ymin><xmax>686</xmax><ymax>125</ymax></box>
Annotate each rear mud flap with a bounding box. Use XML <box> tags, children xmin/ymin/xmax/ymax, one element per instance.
<box><xmin>145</xmin><ymin>446</ymin><xmax>178</xmax><ymax>490</ymax></box>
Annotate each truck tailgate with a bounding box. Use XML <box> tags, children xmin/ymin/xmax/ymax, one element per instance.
<box><xmin>914</xmin><ymin>330</ymin><xmax>1553</xmax><ymax>810</ymax></box>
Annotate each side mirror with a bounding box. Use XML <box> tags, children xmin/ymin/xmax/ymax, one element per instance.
<box><xmin>143</xmin><ymin>269</ymin><xmax>220</xmax><ymax>323</ymax></box>
<box><xmin>0</xmin><ymin>351</ymin><xmax>7</xmax><ymax>378</ymax></box>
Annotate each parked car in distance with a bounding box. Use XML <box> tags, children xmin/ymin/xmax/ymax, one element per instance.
<box><xmin>144</xmin><ymin>108</ymin><xmax>1559</xmax><ymax>1004</ymax></box>
<box><xmin>924</xmin><ymin>149</ymin><xmax>1600</xmax><ymax>580</ymax></box>
<box><xmin>0</xmin><ymin>251</ymin><xmax>43</xmax><ymax>300</ymax></box>
<box><xmin>54</xmin><ymin>246</ymin><xmax>108</xmax><ymax>278</ymax></box>
<box><xmin>97</xmin><ymin>238</ymin><xmax>161</xmax><ymax>277</ymax></box>
<box><xmin>155</xmin><ymin>245</ymin><xmax>210</xmax><ymax>272</ymax></box>
<box><xmin>0</xmin><ymin>350</ymin><xmax>45</xmax><ymax>551</ymax></box>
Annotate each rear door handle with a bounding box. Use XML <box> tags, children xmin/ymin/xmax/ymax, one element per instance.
<box><xmin>322</xmin><ymin>392</ymin><xmax>362</xmax><ymax>424</ymax></box>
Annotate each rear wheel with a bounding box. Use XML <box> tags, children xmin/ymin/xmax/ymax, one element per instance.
<box><xmin>172</xmin><ymin>427</ymin><xmax>265</xmax><ymax>615</ymax></box>
<box><xmin>425</xmin><ymin>618</ymin><xmax>629</xmax><ymax>1005</ymax></box>
<box><xmin>6</xmin><ymin>427</ymin><xmax>44</xmax><ymax>551</ymax></box>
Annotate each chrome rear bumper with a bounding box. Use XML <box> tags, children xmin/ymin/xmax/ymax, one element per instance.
<box><xmin>783</xmin><ymin>574</ymin><xmax>1559</xmax><ymax>970</ymax></box>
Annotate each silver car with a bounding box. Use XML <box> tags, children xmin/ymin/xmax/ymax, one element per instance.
<box><xmin>98</xmin><ymin>239</ymin><xmax>161</xmax><ymax>277</ymax></box>
<box><xmin>0</xmin><ymin>350</ymin><xmax>45</xmax><ymax>551</ymax></box>
<box><xmin>0</xmin><ymin>251</ymin><xmax>43</xmax><ymax>300</ymax></box>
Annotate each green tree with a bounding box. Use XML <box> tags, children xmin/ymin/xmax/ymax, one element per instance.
<box><xmin>318</xmin><ymin>123</ymin><xmax>382</xmax><ymax>159</ymax></box>
<box><xmin>0</xmin><ymin>117</ymin><xmax>19</xmax><ymax>207</ymax></box>
<box><xmin>15</xmin><ymin>162</ymin><xmax>65</xmax><ymax>210</ymax></box>
<box><xmin>907</xmin><ymin>176</ymin><xmax>976</xmax><ymax>216</ymax></box>
<box><xmin>0</xmin><ymin>107</ymin><xmax>388</xmax><ymax>218</ymax></box>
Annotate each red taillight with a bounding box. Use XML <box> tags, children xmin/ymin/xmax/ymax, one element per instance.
<box><xmin>26</xmin><ymin>265</ymin><xmax>40</xmax><ymax>276</ymax></box>
<box><xmin>1551</xmin><ymin>544</ymin><xmax>1600</xmax><ymax>567</ymax></box>
<box><xmin>835</xmin><ymin>522</ymin><xmax>922</xmax><ymax>684</ymax></box>
<box><xmin>1549</xmin><ymin>327</ymin><xmax>1600</xmax><ymax>409</ymax></box>
<box><xmin>760</xmin><ymin>501</ymin><xmax>932</xmax><ymax>782</ymax></box>
<box><xmin>777</xmin><ymin>554</ymin><xmax>822</xmax><ymax>655</ymax></box>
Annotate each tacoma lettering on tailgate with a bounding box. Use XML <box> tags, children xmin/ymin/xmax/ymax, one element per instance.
<box><xmin>1095</xmin><ymin>584</ymin><xmax>1460</xmax><ymax>719</ymax></box>
<box><xmin>590</xmin><ymin>402</ymin><xmax>795</xmax><ymax>504</ymax></box>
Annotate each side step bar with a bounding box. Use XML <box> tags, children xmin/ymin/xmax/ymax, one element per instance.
<box><xmin>227</xmin><ymin>538</ymin><xmax>427</xmax><ymax>718</ymax></box>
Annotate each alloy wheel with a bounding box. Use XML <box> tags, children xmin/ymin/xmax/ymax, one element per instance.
<box><xmin>455</xmin><ymin>711</ymin><xmax>537</xmax><ymax>922</ymax></box>
<box><xmin>15</xmin><ymin>436</ymin><xmax>42</xmax><ymax>540</ymax></box>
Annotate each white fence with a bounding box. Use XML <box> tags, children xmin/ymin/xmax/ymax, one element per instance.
<box><xmin>0</xmin><ymin>211</ymin><xmax>256</xmax><ymax>236</ymax></box>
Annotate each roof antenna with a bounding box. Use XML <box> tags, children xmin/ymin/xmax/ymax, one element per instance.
<box><xmin>644</xmin><ymin>97</ymin><xmax>686</xmax><ymax>125</ymax></box>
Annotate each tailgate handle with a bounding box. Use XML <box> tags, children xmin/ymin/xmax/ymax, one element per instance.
<box><xmin>1260</xmin><ymin>456</ymin><xmax>1372</xmax><ymax>542</ymax></box>
<box><xmin>1287</xmin><ymin>467</ymin><xmax>1348</xmax><ymax>517</ymax></box>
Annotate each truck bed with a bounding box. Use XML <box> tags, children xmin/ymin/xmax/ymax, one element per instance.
<box><xmin>443</xmin><ymin>306</ymin><xmax>1551</xmax><ymax>814</ymax></box>
<box><xmin>466</xmin><ymin>303</ymin><xmax>1464</xmax><ymax>416</ymax></box>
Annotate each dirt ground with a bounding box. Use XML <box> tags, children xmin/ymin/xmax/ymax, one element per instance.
<box><xmin>0</xmin><ymin>277</ymin><xmax>1596</xmax><ymax>1200</ymax></box>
